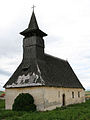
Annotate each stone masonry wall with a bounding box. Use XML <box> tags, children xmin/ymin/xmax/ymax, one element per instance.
<box><xmin>5</xmin><ymin>87</ymin><xmax>85</xmax><ymax>111</ymax></box>
<box><xmin>5</xmin><ymin>87</ymin><xmax>45</xmax><ymax>111</ymax></box>
<box><xmin>43</xmin><ymin>87</ymin><xmax>85</xmax><ymax>110</ymax></box>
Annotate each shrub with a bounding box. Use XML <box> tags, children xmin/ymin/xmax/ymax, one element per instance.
<box><xmin>12</xmin><ymin>93</ymin><xmax>36</xmax><ymax>111</ymax></box>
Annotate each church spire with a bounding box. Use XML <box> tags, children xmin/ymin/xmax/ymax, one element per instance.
<box><xmin>20</xmin><ymin>10</ymin><xmax>47</xmax><ymax>38</ymax></box>
<box><xmin>28</xmin><ymin>10</ymin><xmax>39</xmax><ymax>30</ymax></box>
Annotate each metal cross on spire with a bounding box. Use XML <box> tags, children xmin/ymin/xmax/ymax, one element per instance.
<box><xmin>32</xmin><ymin>5</ymin><xmax>36</xmax><ymax>11</ymax></box>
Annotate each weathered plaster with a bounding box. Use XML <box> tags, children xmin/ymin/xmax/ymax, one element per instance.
<box><xmin>5</xmin><ymin>87</ymin><xmax>85</xmax><ymax>111</ymax></box>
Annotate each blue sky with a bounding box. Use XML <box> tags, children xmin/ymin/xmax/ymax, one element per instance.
<box><xmin>0</xmin><ymin>0</ymin><xmax>90</xmax><ymax>90</ymax></box>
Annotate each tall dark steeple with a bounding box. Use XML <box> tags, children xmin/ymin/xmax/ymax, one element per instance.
<box><xmin>28</xmin><ymin>9</ymin><xmax>39</xmax><ymax>30</ymax></box>
<box><xmin>20</xmin><ymin>10</ymin><xmax>47</xmax><ymax>68</ymax></box>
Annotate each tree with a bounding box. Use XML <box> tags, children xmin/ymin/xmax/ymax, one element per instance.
<box><xmin>12</xmin><ymin>93</ymin><xmax>36</xmax><ymax>111</ymax></box>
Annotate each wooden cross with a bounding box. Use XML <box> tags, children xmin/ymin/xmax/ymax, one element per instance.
<box><xmin>32</xmin><ymin>5</ymin><xmax>36</xmax><ymax>11</ymax></box>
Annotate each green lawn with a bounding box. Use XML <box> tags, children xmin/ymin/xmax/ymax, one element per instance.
<box><xmin>0</xmin><ymin>99</ymin><xmax>90</xmax><ymax>120</ymax></box>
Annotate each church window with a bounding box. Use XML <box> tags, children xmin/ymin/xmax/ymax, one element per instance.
<box><xmin>78</xmin><ymin>92</ymin><xmax>80</xmax><ymax>97</ymax></box>
<box><xmin>72</xmin><ymin>92</ymin><xmax>74</xmax><ymax>98</ymax></box>
<box><xmin>58</xmin><ymin>91</ymin><xmax>60</xmax><ymax>98</ymax></box>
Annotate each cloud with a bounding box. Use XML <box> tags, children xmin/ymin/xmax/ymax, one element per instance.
<box><xmin>0</xmin><ymin>0</ymin><xmax>90</xmax><ymax>90</ymax></box>
<box><xmin>0</xmin><ymin>69</ymin><xmax>11</xmax><ymax>76</ymax></box>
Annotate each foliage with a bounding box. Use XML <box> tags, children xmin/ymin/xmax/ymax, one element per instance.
<box><xmin>0</xmin><ymin>99</ymin><xmax>5</xmax><ymax>109</ymax></box>
<box><xmin>0</xmin><ymin>99</ymin><xmax>90</xmax><ymax>120</ymax></box>
<box><xmin>12</xmin><ymin>93</ymin><xmax>36</xmax><ymax>111</ymax></box>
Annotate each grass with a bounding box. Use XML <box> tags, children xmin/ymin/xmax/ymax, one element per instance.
<box><xmin>0</xmin><ymin>91</ymin><xmax>5</xmax><ymax>96</ymax></box>
<box><xmin>0</xmin><ymin>99</ymin><xmax>5</xmax><ymax>109</ymax></box>
<box><xmin>0</xmin><ymin>99</ymin><xmax>90</xmax><ymax>120</ymax></box>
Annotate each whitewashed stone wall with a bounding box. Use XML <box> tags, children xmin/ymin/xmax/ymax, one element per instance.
<box><xmin>5</xmin><ymin>87</ymin><xmax>85</xmax><ymax>111</ymax></box>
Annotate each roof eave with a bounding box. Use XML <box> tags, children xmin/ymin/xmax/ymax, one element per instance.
<box><xmin>20</xmin><ymin>28</ymin><xmax>47</xmax><ymax>37</ymax></box>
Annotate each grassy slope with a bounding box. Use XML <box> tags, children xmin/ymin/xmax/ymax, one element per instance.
<box><xmin>0</xmin><ymin>99</ymin><xmax>90</xmax><ymax>120</ymax></box>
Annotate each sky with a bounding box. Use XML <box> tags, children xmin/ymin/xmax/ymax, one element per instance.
<box><xmin>0</xmin><ymin>0</ymin><xmax>90</xmax><ymax>90</ymax></box>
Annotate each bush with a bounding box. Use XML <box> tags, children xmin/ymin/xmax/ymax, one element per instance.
<box><xmin>12</xmin><ymin>93</ymin><xmax>36</xmax><ymax>111</ymax></box>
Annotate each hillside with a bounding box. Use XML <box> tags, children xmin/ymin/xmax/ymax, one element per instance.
<box><xmin>85</xmin><ymin>91</ymin><xmax>90</xmax><ymax>100</ymax></box>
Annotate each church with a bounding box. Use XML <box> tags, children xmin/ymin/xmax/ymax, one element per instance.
<box><xmin>4</xmin><ymin>9</ymin><xmax>85</xmax><ymax>111</ymax></box>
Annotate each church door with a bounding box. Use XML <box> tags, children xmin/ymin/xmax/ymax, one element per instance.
<box><xmin>62</xmin><ymin>94</ymin><xmax>65</xmax><ymax>106</ymax></box>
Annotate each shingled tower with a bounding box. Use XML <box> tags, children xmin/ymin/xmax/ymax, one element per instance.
<box><xmin>20</xmin><ymin>10</ymin><xmax>47</xmax><ymax>68</ymax></box>
<box><xmin>4</xmin><ymin>9</ymin><xmax>85</xmax><ymax>111</ymax></box>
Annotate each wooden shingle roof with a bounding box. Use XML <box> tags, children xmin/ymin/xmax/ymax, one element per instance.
<box><xmin>4</xmin><ymin>54</ymin><xmax>84</xmax><ymax>89</ymax></box>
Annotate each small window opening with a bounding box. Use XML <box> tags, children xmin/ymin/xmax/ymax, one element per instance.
<box><xmin>23</xmin><ymin>68</ymin><xmax>28</xmax><ymax>71</ymax></box>
<box><xmin>72</xmin><ymin>92</ymin><xmax>74</xmax><ymax>98</ymax></box>
<box><xmin>58</xmin><ymin>91</ymin><xmax>60</xmax><ymax>98</ymax></box>
<box><xmin>78</xmin><ymin>92</ymin><xmax>80</xmax><ymax>98</ymax></box>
